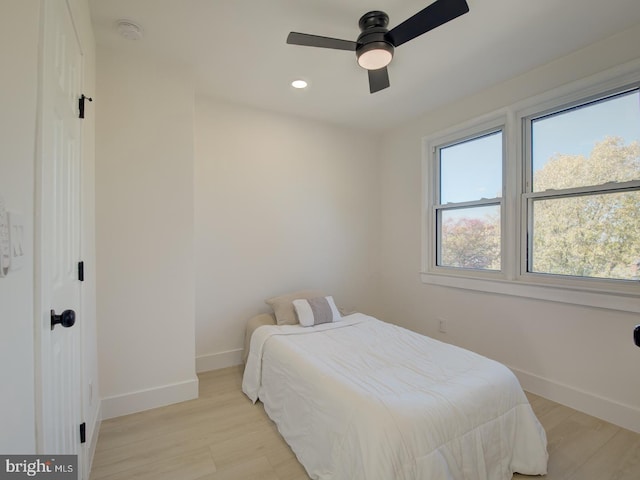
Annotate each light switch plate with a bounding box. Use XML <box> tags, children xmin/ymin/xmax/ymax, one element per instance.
<box><xmin>8</xmin><ymin>211</ymin><xmax>25</xmax><ymax>271</ymax></box>
<box><xmin>0</xmin><ymin>195</ymin><xmax>10</xmax><ymax>277</ymax></box>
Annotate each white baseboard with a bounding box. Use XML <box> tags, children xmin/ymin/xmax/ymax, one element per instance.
<box><xmin>196</xmin><ymin>349</ymin><xmax>243</xmax><ymax>373</ymax></box>
<box><xmin>511</xmin><ymin>366</ymin><xmax>640</xmax><ymax>433</ymax></box>
<box><xmin>101</xmin><ymin>377</ymin><xmax>199</xmax><ymax>420</ymax></box>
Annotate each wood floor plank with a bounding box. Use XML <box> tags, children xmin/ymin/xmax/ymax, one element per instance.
<box><xmin>91</xmin><ymin>448</ymin><xmax>216</xmax><ymax>480</ymax></box>
<box><xmin>207</xmin><ymin>419</ymin><xmax>295</xmax><ymax>470</ymax></box>
<box><xmin>96</xmin><ymin>393</ymin><xmax>262</xmax><ymax>452</ymax></box>
<box><xmin>195</xmin><ymin>456</ymin><xmax>279</xmax><ymax>480</ymax></box>
<box><xmin>271</xmin><ymin>456</ymin><xmax>310</xmax><ymax>480</ymax></box>
<box><xmin>544</xmin><ymin>410</ymin><xmax>620</xmax><ymax>479</ymax></box>
<box><xmin>89</xmin><ymin>366</ymin><xmax>640</xmax><ymax>480</ymax></box>
<box><xmin>92</xmin><ymin>420</ymin><xmax>273</xmax><ymax>478</ymax></box>
<box><xmin>567</xmin><ymin>427</ymin><xmax>640</xmax><ymax>480</ymax></box>
<box><xmin>527</xmin><ymin>394</ymin><xmax>577</xmax><ymax>433</ymax></box>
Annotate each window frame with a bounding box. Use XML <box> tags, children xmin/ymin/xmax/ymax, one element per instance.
<box><xmin>421</xmin><ymin>67</ymin><xmax>640</xmax><ymax>314</ymax></box>
<box><xmin>519</xmin><ymin>83</ymin><xmax>640</xmax><ymax>290</ymax></box>
<box><xmin>424</xmin><ymin>116</ymin><xmax>508</xmax><ymax>281</ymax></box>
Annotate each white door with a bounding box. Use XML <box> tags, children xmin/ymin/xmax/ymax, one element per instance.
<box><xmin>37</xmin><ymin>0</ymin><xmax>85</xmax><ymax>477</ymax></box>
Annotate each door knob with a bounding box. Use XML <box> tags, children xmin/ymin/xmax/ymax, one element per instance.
<box><xmin>51</xmin><ymin>309</ymin><xmax>76</xmax><ymax>330</ymax></box>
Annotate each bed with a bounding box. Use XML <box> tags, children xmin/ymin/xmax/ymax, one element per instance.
<box><xmin>242</xmin><ymin>311</ymin><xmax>548</xmax><ymax>480</ymax></box>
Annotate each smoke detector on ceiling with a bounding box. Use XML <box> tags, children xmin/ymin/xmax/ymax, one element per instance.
<box><xmin>117</xmin><ymin>20</ymin><xmax>144</xmax><ymax>41</ymax></box>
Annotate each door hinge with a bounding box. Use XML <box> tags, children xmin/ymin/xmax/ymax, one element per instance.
<box><xmin>78</xmin><ymin>94</ymin><xmax>93</xmax><ymax>119</ymax></box>
<box><xmin>80</xmin><ymin>422</ymin><xmax>86</xmax><ymax>444</ymax></box>
<box><xmin>78</xmin><ymin>261</ymin><xmax>84</xmax><ymax>282</ymax></box>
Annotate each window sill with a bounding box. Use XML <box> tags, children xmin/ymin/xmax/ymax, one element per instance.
<box><xmin>420</xmin><ymin>272</ymin><xmax>640</xmax><ymax>314</ymax></box>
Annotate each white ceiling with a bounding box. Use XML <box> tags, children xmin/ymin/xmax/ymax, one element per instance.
<box><xmin>89</xmin><ymin>0</ymin><xmax>640</xmax><ymax>131</ymax></box>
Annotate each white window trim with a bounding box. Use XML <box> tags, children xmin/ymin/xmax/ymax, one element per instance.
<box><xmin>433</xmin><ymin>123</ymin><xmax>506</xmax><ymax>273</ymax></box>
<box><xmin>421</xmin><ymin>61</ymin><xmax>640</xmax><ymax>314</ymax></box>
<box><xmin>423</xmin><ymin>115</ymin><xmax>509</xmax><ymax>279</ymax></box>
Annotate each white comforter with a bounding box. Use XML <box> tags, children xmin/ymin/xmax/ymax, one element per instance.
<box><xmin>243</xmin><ymin>314</ymin><xmax>548</xmax><ymax>480</ymax></box>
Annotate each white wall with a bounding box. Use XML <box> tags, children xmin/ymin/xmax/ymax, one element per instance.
<box><xmin>379</xmin><ymin>23</ymin><xmax>640</xmax><ymax>432</ymax></box>
<box><xmin>96</xmin><ymin>46</ymin><xmax>198</xmax><ymax>418</ymax></box>
<box><xmin>0</xmin><ymin>0</ymin><xmax>40</xmax><ymax>454</ymax></box>
<box><xmin>194</xmin><ymin>98</ymin><xmax>382</xmax><ymax>370</ymax></box>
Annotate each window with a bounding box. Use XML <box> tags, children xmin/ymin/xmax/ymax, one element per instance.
<box><xmin>423</xmin><ymin>73</ymin><xmax>640</xmax><ymax>311</ymax></box>
<box><xmin>429</xmin><ymin>123</ymin><xmax>505</xmax><ymax>274</ymax></box>
<box><xmin>524</xmin><ymin>88</ymin><xmax>640</xmax><ymax>282</ymax></box>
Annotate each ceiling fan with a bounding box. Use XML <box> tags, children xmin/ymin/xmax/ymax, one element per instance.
<box><xmin>286</xmin><ymin>0</ymin><xmax>470</xmax><ymax>94</ymax></box>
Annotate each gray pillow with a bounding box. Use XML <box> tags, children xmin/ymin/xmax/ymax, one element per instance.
<box><xmin>265</xmin><ymin>289</ymin><xmax>324</xmax><ymax>325</ymax></box>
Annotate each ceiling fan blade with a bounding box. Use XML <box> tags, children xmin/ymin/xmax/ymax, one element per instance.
<box><xmin>386</xmin><ymin>0</ymin><xmax>469</xmax><ymax>47</ymax></box>
<box><xmin>287</xmin><ymin>32</ymin><xmax>357</xmax><ymax>51</ymax></box>
<box><xmin>368</xmin><ymin>67</ymin><xmax>390</xmax><ymax>94</ymax></box>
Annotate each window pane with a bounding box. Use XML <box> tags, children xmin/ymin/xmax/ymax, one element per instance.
<box><xmin>530</xmin><ymin>191</ymin><xmax>640</xmax><ymax>280</ymax></box>
<box><xmin>531</xmin><ymin>90</ymin><xmax>640</xmax><ymax>192</ymax></box>
<box><xmin>440</xmin><ymin>131</ymin><xmax>503</xmax><ymax>204</ymax></box>
<box><xmin>439</xmin><ymin>205</ymin><xmax>501</xmax><ymax>270</ymax></box>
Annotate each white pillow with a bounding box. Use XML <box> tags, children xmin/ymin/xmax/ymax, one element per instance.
<box><xmin>293</xmin><ymin>296</ymin><xmax>341</xmax><ymax>327</ymax></box>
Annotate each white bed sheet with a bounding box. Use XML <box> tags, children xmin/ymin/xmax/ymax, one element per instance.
<box><xmin>243</xmin><ymin>313</ymin><xmax>548</xmax><ymax>480</ymax></box>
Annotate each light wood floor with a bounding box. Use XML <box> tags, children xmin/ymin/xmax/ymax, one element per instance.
<box><xmin>90</xmin><ymin>366</ymin><xmax>640</xmax><ymax>480</ymax></box>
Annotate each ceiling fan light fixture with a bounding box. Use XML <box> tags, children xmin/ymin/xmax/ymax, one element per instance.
<box><xmin>286</xmin><ymin>0</ymin><xmax>470</xmax><ymax>92</ymax></box>
<box><xmin>356</xmin><ymin>42</ymin><xmax>393</xmax><ymax>70</ymax></box>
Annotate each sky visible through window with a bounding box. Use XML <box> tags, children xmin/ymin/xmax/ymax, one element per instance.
<box><xmin>532</xmin><ymin>90</ymin><xmax>640</xmax><ymax>175</ymax></box>
<box><xmin>438</xmin><ymin>90</ymin><xmax>640</xmax><ymax>219</ymax></box>
<box><xmin>440</xmin><ymin>131</ymin><xmax>502</xmax><ymax>205</ymax></box>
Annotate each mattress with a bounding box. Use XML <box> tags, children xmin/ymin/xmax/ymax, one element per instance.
<box><xmin>243</xmin><ymin>313</ymin><xmax>548</xmax><ymax>480</ymax></box>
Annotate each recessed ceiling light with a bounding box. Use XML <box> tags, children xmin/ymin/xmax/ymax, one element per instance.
<box><xmin>117</xmin><ymin>20</ymin><xmax>144</xmax><ymax>41</ymax></box>
<box><xmin>291</xmin><ymin>79</ymin><xmax>308</xmax><ymax>89</ymax></box>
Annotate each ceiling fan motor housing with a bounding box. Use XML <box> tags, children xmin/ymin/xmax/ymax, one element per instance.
<box><xmin>358</xmin><ymin>10</ymin><xmax>389</xmax><ymax>30</ymax></box>
<box><xmin>356</xmin><ymin>11</ymin><xmax>394</xmax><ymax>69</ymax></box>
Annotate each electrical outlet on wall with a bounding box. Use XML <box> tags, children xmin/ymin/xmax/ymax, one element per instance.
<box><xmin>438</xmin><ymin>318</ymin><xmax>447</xmax><ymax>334</ymax></box>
